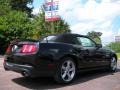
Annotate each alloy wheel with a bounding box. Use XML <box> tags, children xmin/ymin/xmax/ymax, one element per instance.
<box><xmin>110</xmin><ymin>57</ymin><xmax>117</xmax><ymax>71</ymax></box>
<box><xmin>61</xmin><ymin>60</ymin><xmax>76</xmax><ymax>82</ymax></box>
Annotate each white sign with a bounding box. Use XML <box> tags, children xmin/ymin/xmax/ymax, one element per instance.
<box><xmin>45</xmin><ymin>0</ymin><xmax>60</xmax><ymax>21</ymax></box>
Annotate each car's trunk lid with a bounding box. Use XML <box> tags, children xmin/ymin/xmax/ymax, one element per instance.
<box><xmin>5</xmin><ymin>40</ymin><xmax>39</xmax><ymax>65</ymax></box>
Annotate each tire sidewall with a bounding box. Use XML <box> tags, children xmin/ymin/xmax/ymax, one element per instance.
<box><xmin>54</xmin><ymin>57</ymin><xmax>76</xmax><ymax>84</ymax></box>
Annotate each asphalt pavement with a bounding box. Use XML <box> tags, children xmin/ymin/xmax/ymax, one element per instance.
<box><xmin>0</xmin><ymin>57</ymin><xmax>120</xmax><ymax>90</ymax></box>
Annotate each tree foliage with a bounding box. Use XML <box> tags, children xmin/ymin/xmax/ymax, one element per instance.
<box><xmin>9</xmin><ymin>0</ymin><xmax>33</xmax><ymax>17</ymax></box>
<box><xmin>0</xmin><ymin>0</ymin><xmax>11</xmax><ymax>16</ymax></box>
<box><xmin>32</xmin><ymin>10</ymin><xmax>70</xmax><ymax>39</ymax></box>
<box><xmin>0</xmin><ymin>1</ymin><xmax>70</xmax><ymax>54</ymax></box>
<box><xmin>106</xmin><ymin>42</ymin><xmax>120</xmax><ymax>53</ymax></box>
<box><xmin>0</xmin><ymin>11</ymin><xmax>33</xmax><ymax>54</ymax></box>
<box><xmin>87</xmin><ymin>31</ymin><xmax>102</xmax><ymax>44</ymax></box>
<box><xmin>0</xmin><ymin>11</ymin><xmax>33</xmax><ymax>40</ymax></box>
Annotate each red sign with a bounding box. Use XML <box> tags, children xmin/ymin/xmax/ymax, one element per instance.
<box><xmin>45</xmin><ymin>0</ymin><xmax>60</xmax><ymax>21</ymax></box>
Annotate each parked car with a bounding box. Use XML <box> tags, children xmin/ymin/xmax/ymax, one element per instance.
<box><xmin>4</xmin><ymin>33</ymin><xmax>117</xmax><ymax>84</ymax></box>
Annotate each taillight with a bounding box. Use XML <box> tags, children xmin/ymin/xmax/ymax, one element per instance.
<box><xmin>6</xmin><ymin>45</ymin><xmax>11</xmax><ymax>54</ymax></box>
<box><xmin>20</xmin><ymin>44</ymin><xmax>38</xmax><ymax>53</ymax></box>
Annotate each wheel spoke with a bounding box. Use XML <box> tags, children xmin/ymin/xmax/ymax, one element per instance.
<box><xmin>62</xmin><ymin>72</ymin><xmax>67</xmax><ymax>79</ymax></box>
<box><xmin>67</xmin><ymin>72</ymin><xmax>72</xmax><ymax>80</ymax></box>
<box><xmin>62</xmin><ymin>65</ymin><xmax>66</xmax><ymax>71</ymax></box>
<box><xmin>69</xmin><ymin>67</ymin><xmax>74</xmax><ymax>72</ymax></box>
<box><xmin>67</xmin><ymin>61</ymin><xmax>71</xmax><ymax>69</ymax></box>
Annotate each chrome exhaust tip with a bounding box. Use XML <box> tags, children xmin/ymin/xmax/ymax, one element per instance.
<box><xmin>22</xmin><ymin>71</ymin><xmax>30</xmax><ymax>77</ymax></box>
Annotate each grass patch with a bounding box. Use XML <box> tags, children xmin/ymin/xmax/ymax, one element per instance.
<box><xmin>116</xmin><ymin>53</ymin><xmax>120</xmax><ymax>59</ymax></box>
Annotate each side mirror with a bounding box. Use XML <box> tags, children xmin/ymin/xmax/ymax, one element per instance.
<box><xmin>96</xmin><ymin>44</ymin><xmax>102</xmax><ymax>48</ymax></box>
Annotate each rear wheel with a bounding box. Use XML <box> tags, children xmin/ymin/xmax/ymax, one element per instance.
<box><xmin>54</xmin><ymin>57</ymin><xmax>76</xmax><ymax>84</ymax></box>
<box><xmin>109</xmin><ymin>57</ymin><xmax>117</xmax><ymax>72</ymax></box>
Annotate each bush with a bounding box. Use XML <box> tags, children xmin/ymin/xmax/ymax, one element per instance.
<box><xmin>106</xmin><ymin>42</ymin><xmax>120</xmax><ymax>53</ymax></box>
<box><xmin>0</xmin><ymin>11</ymin><xmax>33</xmax><ymax>54</ymax></box>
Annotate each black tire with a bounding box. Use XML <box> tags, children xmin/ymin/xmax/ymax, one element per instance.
<box><xmin>109</xmin><ymin>57</ymin><xmax>117</xmax><ymax>72</ymax></box>
<box><xmin>54</xmin><ymin>57</ymin><xmax>76</xmax><ymax>84</ymax></box>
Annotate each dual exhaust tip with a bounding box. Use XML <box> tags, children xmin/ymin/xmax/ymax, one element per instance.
<box><xmin>21</xmin><ymin>71</ymin><xmax>30</xmax><ymax>77</ymax></box>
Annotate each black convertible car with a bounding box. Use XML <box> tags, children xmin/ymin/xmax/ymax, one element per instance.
<box><xmin>4</xmin><ymin>33</ymin><xmax>117</xmax><ymax>83</ymax></box>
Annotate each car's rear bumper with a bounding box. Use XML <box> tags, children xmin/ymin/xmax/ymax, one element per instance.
<box><xmin>4</xmin><ymin>61</ymin><xmax>56</xmax><ymax>77</ymax></box>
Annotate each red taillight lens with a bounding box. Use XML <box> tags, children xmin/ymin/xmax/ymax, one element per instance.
<box><xmin>21</xmin><ymin>44</ymin><xmax>38</xmax><ymax>53</ymax></box>
<box><xmin>6</xmin><ymin>45</ymin><xmax>11</xmax><ymax>54</ymax></box>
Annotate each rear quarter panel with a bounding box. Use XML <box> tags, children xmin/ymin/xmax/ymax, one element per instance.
<box><xmin>38</xmin><ymin>42</ymin><xmax>76</xmax><ymax>61</ymax></box>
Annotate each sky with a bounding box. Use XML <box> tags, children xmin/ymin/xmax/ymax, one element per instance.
<box><xmin>32</xmin><ymin>0</ymin><xmax>44</xmax><ymax>14</ymax></box>
<box><xmin>33</xmin><ymin>0</ymin><xmax>120</xmax><ymax>44</ymax></box>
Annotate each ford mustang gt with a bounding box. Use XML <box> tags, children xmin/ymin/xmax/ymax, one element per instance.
<box><xmin>4</xmin><ymin>34</ymin><xmax>117</xmax><ymax>83</ymax></box>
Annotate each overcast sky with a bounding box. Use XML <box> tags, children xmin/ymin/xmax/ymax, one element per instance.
<box><xmin>33</xmin><ymin>0</ymin><xmax>120</xmax><ymax>44</ymax></box>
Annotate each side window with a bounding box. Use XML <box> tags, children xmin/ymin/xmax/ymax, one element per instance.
<box><xmin>77</xmin><ymin>37</ymin><xmax>95</xmax><ymax>47</ymax></box>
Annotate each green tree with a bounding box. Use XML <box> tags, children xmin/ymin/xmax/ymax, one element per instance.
<box><xmin>0</xmin><ymin>0</ymin><xmax>34</xmax><ymax>54</ymax></box>
<box><xmin>87</xmin><ymin>31</ymin><xmax>102</xmax><ymax>44</ymax></box>
<box><xmin>0</xmin><ymin>0</ymin><xmax>11</xmax><ymax>16</ymax></box>
<box><xmin>0</xmin><ymin>0</ymin><xmax>11</xmax><ymax>54</ymax></box>
<box><xmin>0</xmin><ymin>11</ymin><xmax>33</xmax><ymax>40</ymax></box>
<box><xmin>32</xmin><ymin>10</ymin><xmax>70</xmax><ymax>39</ymax></box>
<box><xmin>9</xmin><ymin>0</ymin><xmax>33</xmax><ymax>17</ymax></box>
<box><xmin>0</xmin><ymin>11</ymin><xmax>33</xmax><ymax>54</ymax></box>
<box><xmin>106</xmin><ymin>42</ymin><xmax>120</xmax><ymax>53</ymax></box>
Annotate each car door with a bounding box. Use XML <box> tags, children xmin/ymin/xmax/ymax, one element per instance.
<box><xmin>94</xmin><ymin>47</ymin><xmax>110</xmax><ymax>66</ymax></box>
<box><xmin>77</xmin><ymin>36</ymin><xmax>109</xmax><ymax>68</ymax></box>
<box><xmin>77</xmin><ymin>37</ymin><xmax>104</xmax><ymax>68</ymax></box>
<box><xmin>77</xmin><ymin>36</ymin><xmax>99</xmax><ymax>68</ymax></box>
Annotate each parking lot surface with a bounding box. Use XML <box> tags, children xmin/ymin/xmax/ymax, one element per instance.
<box><xmin>0</xmin><ymin>57</ymin><xmax>120</xmax><ymax>90</ymax></box>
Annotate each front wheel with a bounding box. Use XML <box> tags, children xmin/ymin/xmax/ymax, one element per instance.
<box><xmin>109</xmin><ymin>57</ymin><xmax>117</xmax><ymax>72</ymax></box>
<box><xmin>54</xmin><ymin>57</ymin><xmax>76</xmax><ymax>84</ymax></box>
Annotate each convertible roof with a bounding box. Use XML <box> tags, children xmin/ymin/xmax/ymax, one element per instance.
<box><xmin>54</xmin><ymin>33</ymin><xmax>89</xmax><ymax>38</ymax></box>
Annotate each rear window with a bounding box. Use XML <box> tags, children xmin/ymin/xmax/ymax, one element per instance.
<box><xmin>40</xmin><ymin>35</ymin><xmax>57</xmax><ymax>42</ymax></box>
<box><xmin>40</xmin><ymin>35</ymin><xmax>75</xmax><ymax>44</ymax></box>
